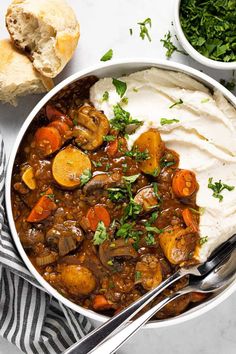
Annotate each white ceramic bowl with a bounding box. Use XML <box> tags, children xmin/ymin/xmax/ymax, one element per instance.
<box><xmin>174</xmin><ymin>0</ymin><xmax>236</xmax><ymax>70</ymax></box>
<box><xmin>5</xmin><ymin>59</ymin><xmax>236</xmax><ymax>328</ymax></box>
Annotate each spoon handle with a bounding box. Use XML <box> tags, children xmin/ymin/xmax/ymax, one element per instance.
<box><xmin>89</xmin><ymin>291</ymin><xmax>183</xmax><ymax>354</ymax></box>
<box><xmin>63</xmin><ymin>270</ymin><xmax>184</xmax><ymax>354</ymax></box>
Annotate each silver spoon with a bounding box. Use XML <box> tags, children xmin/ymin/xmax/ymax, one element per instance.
<box><xmin>91</xmin><ymin>248</ymin><xmax>236</xmax><ymax>354</ymax></box>
<box><xmin>63</xmin><ymin>233</ymin><xmax>236</xmax><ymax>354</ymax></box>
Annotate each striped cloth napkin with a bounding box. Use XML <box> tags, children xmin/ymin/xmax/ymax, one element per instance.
<box><xmin>0</xmin><ymin>134</ymin><xmax>93</xmax><ymax>354</ymax></box>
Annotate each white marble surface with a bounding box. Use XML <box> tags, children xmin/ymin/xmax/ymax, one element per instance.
<box><xmin>0</xmin><ymin>0</ymin><xmax>236</xmax><ymax>353</ymax></box>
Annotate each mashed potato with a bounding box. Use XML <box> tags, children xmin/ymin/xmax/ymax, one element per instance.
<box><xmin>90</xmin><ymin>68</ymin><xmax>236</xmax><ymax>262</ymax></box>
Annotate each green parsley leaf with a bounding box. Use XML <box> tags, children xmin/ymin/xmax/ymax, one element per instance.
<box><xmin>73</xmin><ymin>119</ymin><xmax>78</xmax><ymax>126</ymax></box>
<box><xmin>138</xmin><ymin>18</ymin><xmax>152</xmax><ymax>42</ymax></box>
<box><xmin>93</xmin><ymin>221</ymin><xmax>108</xmax><ymax>245</ymax></box>
<box><xmin>108</xmin><ymin>188</ymin><xmax>128</xmax><ymax>202</ymax></box>
<box><xmin>116</xmin><ymin>222</ymin><xmax>134</xmax><ymax>238</ymax></box>
<box><xmin>151</xmin><ymin>167</ymin><xmax>160</xmax><ymax>177</ymax></box>
<box><xmin>152</xmin><ymin>183</ymin><xmax>159</xmax><ymax>198</ymax></box>
<box><xmin>145</xmin><ymin>233</ymin><xmax>156</xmax><ymax>246</ymax></box>
<box><xmin>80</xmin><ymin>169</ymin><xmax>92</xmax><ymax>186</ymax></box>
<box><xmin>105</xmin><ymin>163</ymin><xmax>111</xmax><ymax>171</ymax></box>
<box><xmin>103</xmin><ymin>135</ymin><xmax>116</xmax><ymax>142</ymax></box>
<box><xmin>161</xmin><ymin>31</ymin><xmax>186</xmax><ymax>58</ymax></box>
<box><xmin>208</xmin><ymin>177</ymin><xmax>234</xmax><ymax>202</ymax></box>
<box><xmin>123</xmin><ymin>174</ymin><xmax>140</xmax><ymax>184</ymax></box>
<box><xmin>129</xmin><ymin>28</ymin><xmax>133</xmax><ymax>35</ymax></box>
<box><xmin>135</xmin><ymin>271</ymin><xmax>142</xmax><ymax>281</ymax></box>
<box><xmin>201</xmin><ymin>98</ymin><xmax>210</xmax><ymax>103</ymax></box>
<box><xmin>160</xmin><ymin>118</ymin><xmax>180</xmax><ymax>126</ymax></box>
<box><xmin>169</xmin><ymin>99</ymin><xmax>183</xmax><ymax>109</ymax></box>
<box><xmin>199</xmin><ymin>236</ymin><xmax>208</xmax><ymax>246</ymax></box>
<box><xmin>125</xmin><ymin>147</ymin><xmax>150</xmax><ymax>161</ymax></box>
<box><xmin>102</xmin><ymin>91</ymin><xmax>109</xmax><ymax>102</ymax></box>
<box><xmin>112</xmin><ymin>78</ymin><xmax>127</xmax><ymax>98</ymax></box>
<box><xmin>124</xmin><ymin>200</ymin><xmax>142</xmax><ymax>220</ymax></box>
<box><xmin>122</xmin><ymin>163</ymin><xmax>128</xmax><ymax>173</ymax></box>
<box><xmin>121</xmin><ymin>97</ymin><xmax>129</xmax><ymax>105</ymax></box>
<box><xmin>110</xmin><ymin>104</ymin><xmax>143</xmax><ymax>135</ymax></box>
<box><xmin>44</xmin><ymin>193</ymin><xmax>55</xmax><ymax>201</ymax></box>
<box><xmin>92</xmin><ymin>160</ymin><xmax>102</xmax><ymax>168</ymax></box>
<box><xmin>189</xmin><ymin>207</ymin><xmax>205</xmax><ymax>216</ymax></box>
<box><xmin>107</xmin><ymin>260</ymin><xmax>114</xmax><ymax>266</ymax></box>
<box><xmin>161</xmin><ymin>160</ymin><xmax>175</xmax><ymax>168</ymax></box>
<box><xmin>145</xmin><ymin>226</ymin><xmax>162</xmax><ymax>233</ymax></box>
<box><xmin>100</xmin><ymin>49</ymin><xmax>113</xmax><ymax>62</ymax></box>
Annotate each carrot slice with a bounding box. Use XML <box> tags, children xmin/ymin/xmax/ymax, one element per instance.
<box><xmin>35</xmin><ymin>126</ymin><xmax>62</xmax><ymax>156</ymax></box>
<box><xmin>172</xmin><ymin>169</ymin><xmax>198</xmax><ymax>198</ymax></box>
<box><xmin>92</xmin><ymin>295</ymin><xmax>113</xmax><ymax>311</ymax></box>
<box><xmin>106</xmin><ymin>139</ymin><xmax>119</xmax><ymax>157</ymax></box>
<box><xmin>48</xmin><ymin>120</ymin><xmax>70</xmax><ymax>136</ymax></box>
<box><xmin>46</xmin><ymin>105</ymin><xmax>73</xmax><ymax>127</ymax></box>
<box><xmin>86</xmin><ymin>205</ymin><xmax>111</xmax><ymax>231</ymax></box>
<box><xmin>182</xmin><ymin>208</ymin><xmax>199</xmax><ymax>232</ymax></box>
<box><xmin>27</xmin><ymin>188</ymin><xmax>56</xmax><ymax>223</ymax></box>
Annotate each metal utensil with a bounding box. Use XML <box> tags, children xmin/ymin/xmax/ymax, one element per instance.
<box><xmin>91</xmin><ymin>248</ymin><xmax>236</xmax><ymax>354</ymax></box>
<box><xmin>63</xmin><ymin>234</ymin><xmax>236</xmax><ymax>354</ymax></box>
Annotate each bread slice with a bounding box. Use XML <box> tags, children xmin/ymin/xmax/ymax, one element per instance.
<box><xmin>0</xmin><ymin>39</ymin><xmax>54</xmax><ymax>106</ymax></box>
<box><xmin>6</xmin><ymin>0</ymin><xmax>80</xmax><ymax>78</ymax></box>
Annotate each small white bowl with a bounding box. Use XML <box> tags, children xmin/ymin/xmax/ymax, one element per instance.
<box><xmin>174</xmin><ymin>0</ymin><xmax>236</xmax><ymax>70</ymax></box>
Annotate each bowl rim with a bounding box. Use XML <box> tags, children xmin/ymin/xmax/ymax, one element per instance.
<box><xmin>174</xmin><ymin>0</ymin><xmax>236</xmax><ymax>70</ymax></box>
<box><xmin>5</xmin><ymin>58</ymin><xmax>236</xmax><ymax>328</ymax></box>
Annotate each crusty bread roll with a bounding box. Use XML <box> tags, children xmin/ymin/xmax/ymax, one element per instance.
<box><xmin>6</xmin><ymin>0</ymin><xmax>80</xmax><ymax>78</ymax></box>
<box><xmin>0</xmin><ymin>39</ymin><xmax>54</xmax><ymax>106</ymax></box>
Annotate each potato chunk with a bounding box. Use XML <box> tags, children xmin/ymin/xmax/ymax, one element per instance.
<box><xmin>133</xmin><ymin>129</ymin><xmax>164</xmax><ymax>175</ymax></box>
<box><xmin>61</xmin><ymin>265</ymin><xmax>96</xmax><ymax>295</ymax></box>
<box><xmin>159</xmin><ymin>226</ymin><xmax>197</xmax><ymax>265</ymax></box>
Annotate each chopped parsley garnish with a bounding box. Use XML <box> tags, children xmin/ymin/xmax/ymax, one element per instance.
<box><xmin>220</xmin><ymin>79</ymin><xmax>236</xmax><ymax>92</ymax></box>
<box><xmin>102</xmin><ymin>91</ymin><xmax>109</xmax><ymax>102</ymax></box>
<box><xmin>93</xmin><ymin>221</ymin><xmax>108</xmax><ymax>245</ymax></box>
<box><xmin>135</xmin><ymin>271</ymin><xmax>142</xmax><ymax>281</ymax></box>
<box><xmin>122</xmin><ymin>163</ymin><xmax>128</xmax><ymax>173</ymax></box>
<box><xmin>180</xmin><ymin>0</ymin><xmax>236</xmax><ymax>63</ymax></box>
<box><xmin>73</xmin><ymin>119</ymin><xmax>78</xmax><ymax>126</ymax></box>
<box><xmin>40</xmin><ymin>192</ymin><xmax>55</xmax><ymax>201</ymax></box>
<box><xmin>103</xmin><ymin>135</ymin><xmax>116</xmax><ymax>142</ymax></box>
<box><xmin>151</xmin><ymin>167</ymin><xmax>160</xmax><ymax>177</ymax></box>
<box><xmin>92</xmin><ymin>160</ymin><xmax>102</xmax><ymax>168</ymax></box>
<box><xmin>189</xmin><ymin>207</ymin><xmax>205</xmax><ymax>216</ymax></box>
<box><xmin>160</xmin><ymin>118</ymin><xmax>180</xmax><ymax>126</ymax></box>
<box><xmin>112</xmin><ymin>78</ymin><xmax>127</xmax><ymax>98</ymax></box>
<box><xmin>100</xmin><ymin>49</ymin><xmax>113</xmax><ymax>62</ymax></box>
<box><xmin>199</xmin><ymin>236</ymin><xmax>208</xmax><ymax>246</ymax></box>
<box><xmin>129</xmin><ymin>28</ymin><xmax>133</xmax><ymax>36</ymax></box>
<box><xmin>152</xmin><ymin>183</ymin><xmax>160</xmax><ymax>199</ymax></box>
<box><xmin>169</xmin><ymin>99</ymin><xmax>183</xmax><ymax>109</ymax></box>
<box><xmin>201</xmin><ymin>98</ymin><xmax>210</xmax><ymax>104</ymax></box>
<box><xmin>121</xmin><ymin>97</ymin><xmax>129</xmax><ymax>105</ymax></box>
<box><xmin>208</xmin><ymin>177</ymin><xmax>234</xmax><ymax>202</ymax></box>
<box><xmin>138</xmin><ymin>18</ymin><xmax>152</xmax><ymax>42</ymax></box>
<box><xmin>161</xmin><ymin>159</ymin><xmax>175</xmax><ymax>168</ymax></box>
<box><xmin>105</xmin><ymin>163</ymin><xmax>111</xmax><ymax>171</ymax></box>
<box><xmin>123</xmin><ymin>174</ymin><xmax>140</xmax><ymax>184</ymax></box>
<box><xmin>161</xmin><ymin>31</ymin><xmax>186</xmax><ymax>58</ymax></box>
<box><xmin>145</xmin><ymin>233</ymin><xmax>156</xmax><ymax>246</ymax></box>
<box><xmin>110</xmin><ymin>104</ymin><xmax>143</xmax><ymax>135</ymax></box>
<box><xmin>116</xmin><ymin>222</ymin><xmax>134</xmax><ymax>238</ymax></box>
<box><xmin>108</xmin><ymin>187</ymin><xmax>128</xmax><ymax>202</ymax></box>
<box><xmin>80</xmin><ymin>169</ymin><xmax>92</xmax><ymax>186</ymax></box>
<box><xmin>107</xmin><ymin>260</ymin><xmax>114</xmax><ymax>266</ymax></box>
<box><xmin>125</xmin><ymin>147</ymin><xmax>150</xmax><ymax>161</ymax></box>
<box><xmin>124</xmin><ymin>199</ymin><xmax>142</xmax><ymax>220</ymax></box>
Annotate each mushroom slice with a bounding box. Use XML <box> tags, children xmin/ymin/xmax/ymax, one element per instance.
<box><xmin>134</xmin><ymin>187</ymin><xmax>158</xmax><ymax>212</ymax></box>
<box><xmin>135</xmin><ymin>254</ymin><xmax>162</xmax><ymax>290</ymax></box>
<box><xmin>71</xmin><ymin>105</ymin><xmax>110</xmax><ymax>150</ymax></box>
<box><xmin>99</xmin><ymin>239</ymin><xmax>138</xmax><ymax>268</ymax></box>
<box><xmin>83</xmin><ymin>172</ymin><xmax>123</xmax><ymax>195</ymax></box>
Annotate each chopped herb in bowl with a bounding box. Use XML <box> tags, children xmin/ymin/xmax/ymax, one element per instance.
<box><xmin>180</xmin><ymin>0</ymin><xmax>236</xmax><ymax>63</ymax></box>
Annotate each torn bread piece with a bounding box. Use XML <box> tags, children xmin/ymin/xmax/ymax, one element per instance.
<box><xmin>6</xmin><ymin>0</ymin><xmax>80</xmax><ymax>78</ymax></box>
<box><xmin>0</xmin><ymin>39</ymin><xmax>53</xmax><ymax>106</ymax></box>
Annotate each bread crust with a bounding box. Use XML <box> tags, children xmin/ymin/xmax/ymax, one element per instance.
<box><xmin>6</xmin><ymin>0</ymin><xmax>80</xmax><ymax>78</ymax></box>
<box><xmin>0</xmin><ymin>39</ymin><xmax>54</xmax><ymax>105</ymax></box>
